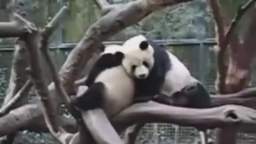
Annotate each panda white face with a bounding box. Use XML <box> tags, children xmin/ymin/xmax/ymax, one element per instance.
<box><xmin>122</xmin><ymin>55</ymin><xmax>152</xmax><ymax>79</ymax></box>
<box><xmin>121</xmin><ymin>35</ymin><xmax>155</xmax><ymax>79</ymax></box>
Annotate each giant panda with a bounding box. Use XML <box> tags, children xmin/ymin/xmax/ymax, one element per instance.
<box><xmin>72</xmin><ymin>42</ymin><xmax>155</xmax><ymax>117</ymax></box>
<box><xmin>122</xmin><ymin>35</ymin><xmax>211</xmax><ymax>108</ymax></box>
<box><xmin>121</xmin><ymin>35</ymin><xmax>211</xmax><ymax>144</ymax></box>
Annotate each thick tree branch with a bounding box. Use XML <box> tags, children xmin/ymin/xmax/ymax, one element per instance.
<box><xmin>114</xmin><ymin>102</ymin><xmax>256</xmax><ymax>132</ymax></box>
<box><xmin>3</xmin><ymin>39</ymin><xmax>29</xmax><ymax>105</ymax></box>
<box><xmin>1</xmin><ymin>92</ymin><xmax>256</xmax><ymax>138</ymax></box>
<box><xmin>81</xmin><ymin>109</ymin><xmax>124</xmax><ymax>144</ymax></box>
<box><xmin>24</xmin><ymin>31</ymin><xmax>60</xmax><ymax>134</ymax></box>
<box><xmin>208</xmin><ymin>0</ymin><xmax>228</xmax><ymax>93</ymax></box>
<box><xmin>209</xmin><ymin>1</ymin><xmax>256</xmax><ymax>143</ymax></box>
<box><xmin>211</xmin><ymin>87</ymin><xmax>256</xmax><ymax>109</ymax></box>
<box><xmin>95</xmin><ymin>0</ymin><xmax>111</xmax><ymax>12</ymax></box>
<box><xmin>224</xmin><ymin>6</ymin><xmax>256</xmax><ymax>93</ymax></box>
<box><xmin>0</xmin><ymin>13</ymin><xmax>36</xmax><ymax>37</ymax></box>
<box><xmin>211</xmin><ymin>0</ymin><xmax>256</xmax><ymax>93</ymax></box>
<box><xmin>0</xmin><ymin>103</ymin><xmax>77</xmax><ymax>136</ymax></box>
<box><xmin>0</xmin><ymin>80</ymin><xmax>32</xmax><ymax>117</ymax></box>
<box><xmin>0</xmin><ymin>21</ymin><xmax>26</xmax><ymax>37</ymax></box>
<box><xmin>41</xmin><ymin>31</ymin><xmax>81</xmax><ymax>122</ymax></box>
<box><xmin>208</xmin><ymin>0</ymin><xmax>226</xmax><ymax>47</ymax></box>
<box><xmin>0</xmin><ymin>104</ymin><xmax>43</xmax><ymax>136</ymax></box>
<box><xmin>24</xmin><ymin>32</ymin><xmax>79</xmax><ymax>144</ymax></box>
<box><xmin>223</xmin><ymin>0</ymin><xmax>256</xmax><ymax>48</ymax></box>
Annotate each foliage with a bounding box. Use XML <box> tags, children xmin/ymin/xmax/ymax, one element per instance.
<box><xmin>63</xmin><ymin>0</ymin><xmax>100</xmax><ymax>42</ymax></box>
<box><xmin>219</xmin><ymin>0</ymin><xmax>247</xmax><ymax>17</ymax></box>
<box><xmin>115</xmin><ymin>0</ymin><xmax>215</xmax><ymax>40</ymax></box>
<box><xmin>0</xmin><ymin>67</ymin><xmax>8</xmax><ymax>102</ymax></box>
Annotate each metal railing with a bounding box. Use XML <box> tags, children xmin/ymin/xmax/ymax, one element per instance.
<box><xmin>0</xmin><ymin>38</ymin><xmax>217</xmax><ymax>52</ymax></box>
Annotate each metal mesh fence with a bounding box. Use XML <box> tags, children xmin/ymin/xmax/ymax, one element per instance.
<box><xmin>134</xmin><ymin>123</ymin><xmax>256</xmax><ymax>144</ymax></box>
<box><xmin>136</xmin><ymin>124</ymin><xmax>200</xmax><ymax>144</ymax></box>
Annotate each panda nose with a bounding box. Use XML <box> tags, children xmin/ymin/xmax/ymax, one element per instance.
<box><xmin>138</xmin><ymin>74</ymin><xmax>147</xmax><ymax>79</ymax></box>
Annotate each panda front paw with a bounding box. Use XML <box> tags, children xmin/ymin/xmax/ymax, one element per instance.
<box><xmin>71</xmin><ymin>83</ymin><xmax>105</xmax><ymax>111</ymax></box>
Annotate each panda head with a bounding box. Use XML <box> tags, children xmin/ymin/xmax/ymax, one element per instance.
<box><xmin>121</xmin><ymin>35</ymin><xmax>155</xmax><ymax>79</ymax></box>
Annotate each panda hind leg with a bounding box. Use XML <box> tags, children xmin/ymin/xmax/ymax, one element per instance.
<box><xmin>71</xmin><ymin>82</ymin><xmax>105</xmax><ymax>111</ymax></box>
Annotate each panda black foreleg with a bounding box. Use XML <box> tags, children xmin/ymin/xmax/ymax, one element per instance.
<box><xmin>71</xmin><ymin>82</ymin><xmax>105</xmax><ymax>111</ymax></box>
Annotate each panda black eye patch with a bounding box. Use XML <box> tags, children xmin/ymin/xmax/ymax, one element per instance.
<box><xmin>139</xmin><ymin>41</ymin><xmax>148</xmax><ymax>50</ymax></box>
<box><xmin>143</xmin><ymin>61</ymin><xmax>149</xmax><ymax>68</ymax></box>
<box><xmin>131</xmin><ymin>65</ymin><xmax>136</xmax><ymax>72</ymax></box>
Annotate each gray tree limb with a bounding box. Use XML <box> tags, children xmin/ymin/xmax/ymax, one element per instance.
<box><xmin>113</xmin><ymin>102</ymin><xmax>256</xmax><ymax>133</ymax></box>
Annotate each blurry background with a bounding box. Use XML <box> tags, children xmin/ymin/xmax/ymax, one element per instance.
<box><xmin>0</xmin><ymin>0</ymin><xmax>255</xmax><ymax>143</ymax></box>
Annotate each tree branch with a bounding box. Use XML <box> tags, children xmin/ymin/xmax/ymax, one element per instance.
<box><xmin>223</xmin><ymin>0</ymin><xmax>256</xmax><ymax>48</ymax></box>
<box><xmin>41</xmin><ymin>28</ymin><xmax>80</xmax><ymax>121</ymax></box>
<box><xmin>0</xmin><ymin>103</ymin><xmax>77</xmax><ymax>137</ymax></box>
<box><xmin>24</xmin><ymin>31</ymin><xmax>60</xmax><ymax>134</ymax></box>
<box><xmin>3</xmin><ymin>39</ymin><xmax>29</xmax><ymax>105</ymax></box>
<box><xmin>0</xmin><ymin>13</ymin><xmax>36</xmax><ymax>37</ymax></box>
<box><xmin>208</xmin><ymin>0</ymin><xmax>228</xmax><ymax>93</ymax></box>
<box><xmin>94</xmin><ymin>0</ymin><xmax>111</xmax><ymax>11</ymax></box>
<box><xmin>209</xmin><ymin>1</ymin><xmax>256</xmax><ymax>143</ymax></box>
<box><xmin>81</xmin><ymin>109</ymin><xmax>124</xmax><ymax>144</ymax></box>
<box><xmin>24</xmin><ymin>31</ymin><xmax>80</xmax><ymax>143</ymax></box>
<box><xmin>43</xmin><ymin>3</ymin><xmax>69</xmax><ymax>37</ymax></box>
<box><xmin>113</xmin><ymin>102</ymin><xmax>256</xmax><ymax>133</ymax></box>
<box><xmin>2</xmin><ymin>93</ymin><xmax>256</xmax><ymax>139</ymax></box>
<box><xmin>0</xmin><ymin>104</ymin><xmax>43</xmax><ymax>136</ymax></box>
<box><xmin>0</xmin><ymin>80</ymin><xmax>32</xmax><ymax>117</ymax></box>
<box><xmin>211</xmin><ymin>87</ymin><xmax>256</xmax><ymax>109</ymax></box>
<box><xmin>210</xmin><ymin>0</ymin><xmax>256</xmax><ymax>93</ymax></box>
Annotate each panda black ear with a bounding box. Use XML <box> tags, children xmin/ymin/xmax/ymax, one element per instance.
<box><xmin>139</xmin><ymin>41</ymin><xmax>148</xmax><ymax>50</ymax></box>
<box><xmin>115</xmin><ymin>52</ymin><xmax>124</xmax><ymax>61</ymax></box>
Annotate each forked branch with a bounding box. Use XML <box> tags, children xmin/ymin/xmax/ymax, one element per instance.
<box><xmin>211</xmin><ymin>0</ymin><xmax>256</xmax><ymax>93</ymax></box>
<box><xmin>43</xmin><ymin>3</ymin><xmax>69</xmax><ymax>37</ymax></box>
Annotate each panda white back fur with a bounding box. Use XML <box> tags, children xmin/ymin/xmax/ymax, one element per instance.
<box><xmin>96</xmin><ymin>45</ymin><xmax>135</xmax><ymax>116</ymax></box>
<box><xmin>161</xmin><ymin>51</ymin><xmax>195</xmax><ymax>96</ymax></box>
<box><xmin>72</xmin><ymin>43</ymin><xmax>155</xmax><ymax>117</ymax></box>
<box><xmin>95</xmin><ymin>65</ymin><xmax>134</xmax><ymax>116</ymax></box>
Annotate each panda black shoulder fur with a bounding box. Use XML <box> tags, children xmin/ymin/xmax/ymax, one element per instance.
<box><xmin>123</xmin><ymin>35</ymin><xmax>211</xmax><ymax>108</ymax></box>
<box><xmin>72</xmin><ymin>42</ymin><xmax>155</xmax><ymax>117</ymax></box>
